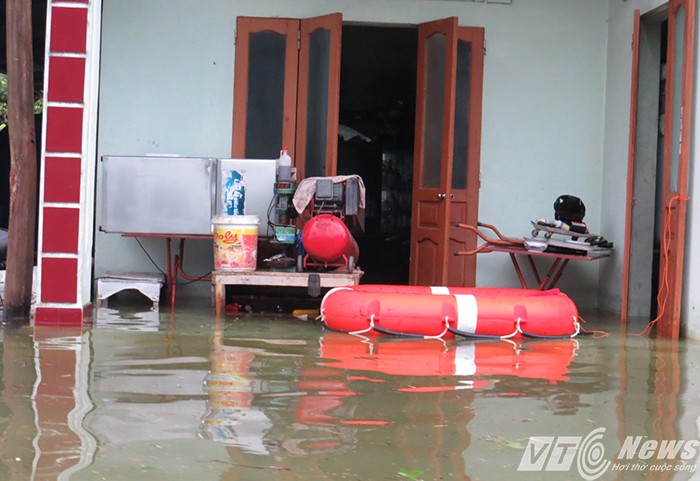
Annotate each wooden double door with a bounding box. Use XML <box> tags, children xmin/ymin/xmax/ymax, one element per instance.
<box><xmin>233</xmin><ymin>15</ymin><xmax>484</xmax><ymax>287</ymax></box>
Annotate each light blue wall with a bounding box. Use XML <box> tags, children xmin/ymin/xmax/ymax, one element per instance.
<box><xmin>98</xmin><ymin>0</ymin><xmax>237</xmax><ymax>157</ymax></box>
<box><xmin>473</xmin><ymin>1</ymin><xmax>608</xmax><ymax>305</ymax></box>
<box><xmin>96</xmin><ymin>0</ymin><xmax>609</xmax><ymax>302</ymax></box>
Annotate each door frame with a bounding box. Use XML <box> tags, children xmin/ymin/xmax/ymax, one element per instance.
<box><xmin>621</xmin><ymin>9</ymin><xmax>642</xmax><ymax>324</ymax></box>
<box><xmin>622</xmin><ymin>0</ymin><xmax>695</xmax><ymax>338</ymax></box>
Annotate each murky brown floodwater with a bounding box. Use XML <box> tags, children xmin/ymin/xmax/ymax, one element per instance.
<box><xmin>0</xmin><ymin>301</ymin><xmax>698</xmax><ymax>481</ymax></box>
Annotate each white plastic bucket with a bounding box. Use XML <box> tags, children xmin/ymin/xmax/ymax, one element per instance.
<box><xmin>212</xmin><ymin>215</ymin><xmax>260</xmax><ymax>272</ymax></box>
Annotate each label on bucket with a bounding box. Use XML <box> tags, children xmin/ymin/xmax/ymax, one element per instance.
<box><xmin>213</xmin><ymin>223</ymin><xmax>258</xmax><ymax>271</ymax></box>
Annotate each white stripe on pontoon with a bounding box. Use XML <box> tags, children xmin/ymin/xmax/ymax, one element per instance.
<box><xmin>455</xmin><ymin>294</ymin><xmax>478</xmax><ymax>334</ymax></box>
<box><xmin>430</xmin><ymin>286</ymin><xmax>450</xmax><ymax>295</ymax></box>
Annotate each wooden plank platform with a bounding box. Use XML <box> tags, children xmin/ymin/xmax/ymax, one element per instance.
<box><xmin>212</xmin><ymin>269</ymin><xmax>363</xmax><ymax>316</ymax></box>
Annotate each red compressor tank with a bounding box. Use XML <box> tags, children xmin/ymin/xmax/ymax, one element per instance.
<box><xmin>301</xmin><ymin>214</ymin><xmax>359</xmax><ymax>268</ymax></box>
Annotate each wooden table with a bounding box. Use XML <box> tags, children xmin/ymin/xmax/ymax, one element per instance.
<box><xmin>479</xmin><ymin>245</ymin><xmax>611</xmax><ymax>290</ymax></box>
<box><xmin>211</xmin><ymin>269</ymin><xmax>363</xmax><ymax>316</ymax></box>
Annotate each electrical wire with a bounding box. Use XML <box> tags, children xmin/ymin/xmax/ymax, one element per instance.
<box><xmin>176</xmin><ymin>272</ymin><xmax>213</xmax><ymax>285</ymax></box>
<box><xmin>135</xmin><ymin>237</ymin><xmax>166</xmax><ymax>276</ymax></box>
<box><xmin>633</xmin><ymin>194</ymin><xmax>689</xmax><ymax>337</ymax></box>
<box><xmin>577</xmin><ymin>319</ymin><xmax>610</xmax><ymax>338</ymax></box>
<box><xmin>133</xmin><ymin>238</ymin><xmax>211</xmax><ymax>285</ymax></box>
<box><xmin>266</xmin><ymin>194</ymin><xmax>277</xmax><ymax>232</ymax></box>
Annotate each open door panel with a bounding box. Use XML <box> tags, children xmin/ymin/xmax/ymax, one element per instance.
<box><xmin>232</xmin><ymin>17</ymin><xmax>299</xmax><ymax>159</ymax></box>
<box><xmin>296</xmin><ymin>13</ymin><xmax>343</xmax><ymax>179</ymax></box>
<box><xmin>447</xmin><ymin>26</ymin><xmax>484</xmax><ymax>287</ymax></box>
<box><xmin>409</xmin><ymin>18</ymin><xmax>484</xmax><ymax>287</ymax></box>
<box><xmin>409</xmin><ymin>17</ymin><xmax>458</xmax><ymax>286</ymax></box>
<box><xmin>657</xmin><ymin>0</ymin><xmax>695</xmax><ymax>338</ymax></box>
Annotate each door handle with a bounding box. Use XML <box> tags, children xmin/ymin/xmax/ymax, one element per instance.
<box><xmin>437</xmin><ymin>193</ymin><xmax>446</xmax><ymax>200</ymax></box>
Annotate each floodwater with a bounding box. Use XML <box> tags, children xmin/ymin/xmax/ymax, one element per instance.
<box><xmin>0</xmin><ymin>301</ymin><xmax>698</xmax><ymax>481</ymax></box>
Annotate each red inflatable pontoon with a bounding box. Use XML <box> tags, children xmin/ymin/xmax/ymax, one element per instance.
<box><xmin>320</xmin><ymin>285</ymin><xmax>579</xmax><ymax>339</ymax></box>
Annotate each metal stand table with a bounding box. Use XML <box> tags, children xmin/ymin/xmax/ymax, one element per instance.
<box><xmin>476</xmin><ymin>245</ymin><xmax>610</xmax><ymax>290</ymax></box>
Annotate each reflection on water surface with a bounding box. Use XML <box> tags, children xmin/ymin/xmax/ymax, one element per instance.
<box><xmin>0</xmin><ymin>304</ymin><xmax>698</xmax><ymax>480</ymax></box>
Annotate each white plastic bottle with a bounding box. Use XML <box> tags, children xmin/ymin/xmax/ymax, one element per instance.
<box><xmin>278</xmin><ymin>148</ymin><xmax>292</xmax><ymax>182</ymax></box>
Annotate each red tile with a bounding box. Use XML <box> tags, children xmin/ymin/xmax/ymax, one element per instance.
<box><xmin>34</xmin><ymin>307</ymin><xmax>85</xmax><ymax>327</ymax></box>
<box><xmin>34</xmin><ymin>307</ymin><xmax>60</xmax><ymax>326</ymax></box>
<box><xmin>47</xmin><ymin>56</ymin><xmax>86</xmax><ymax>103</ymax></box>
<box><xmin>82</xmin><ymin>303</ymin><xmax>93</xmax><ymax>322</ymax></box>
<box><xmin>41</xmin><ymin>258</ymin><xmax>78</xmax><ymax>303</ymax></box>
<box><xmin>44</xmin><ymin>157</ymin><xmax>81</xmax><ymax>203</ymax></box>
<box><xmin>45</xmin><ymin>106</ymin><xmax>83</xmax><ymax>153</ymax></box>
<box><xmin>42</xmin><ymin>207</ymin><xmax>79</xmax><ymax>254</ymax></box>
<box><xmin>59</xmin><ymin>308</ymin><xmax>86</xmax><ymax>326</ymax></box>
<box><xmin>50</xmin><ymin>7</ymin><xmax>88</xmax><ymax>54</ymax></box>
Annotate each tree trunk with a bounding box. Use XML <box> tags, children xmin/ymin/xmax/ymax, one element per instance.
<box><xmin>4</xmin><ymin>0</ymin><xmax>37</xmax><ymax>321</ymax></box>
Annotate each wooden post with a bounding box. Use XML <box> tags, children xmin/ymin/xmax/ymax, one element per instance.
<box><xmin>4</xmin><ymin>0</ymin><xmax>38</xmax><ymax>320</ymax></box>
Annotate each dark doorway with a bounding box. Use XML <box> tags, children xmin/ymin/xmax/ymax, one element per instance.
<box><xmin>337</xmin><ymin>25</ymin><xmax>417</xmax><ymax>284</ymax></box>
<box><xmin>650</xmin><ymin>19</ymin><xmax>667</xmax><ymax>320</ymax></box>
<box><xmin>627</xmin><ymin>7</ymin><xmax>666</xmax><ymax>321</ymax></box>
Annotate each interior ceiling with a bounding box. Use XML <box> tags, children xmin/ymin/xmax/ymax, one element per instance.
<box><xmin>0</xmin><ymin>0</ymin><xmax>48</xmax><ymax>93</ymax></box>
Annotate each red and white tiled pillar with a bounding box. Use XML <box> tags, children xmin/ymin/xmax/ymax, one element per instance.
<box><xmin>34</xmin><ymin>0</ymin><xmax>101</xmax><ymax>326</ymax></box>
